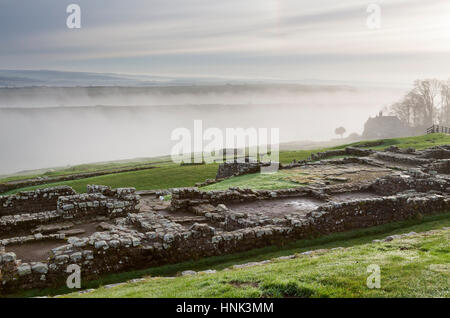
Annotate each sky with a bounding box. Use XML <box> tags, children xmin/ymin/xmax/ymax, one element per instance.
<box><xmin>0</xmin><ymin>0</ymin><xmax>450</xmax><ymax>85</ymax></box>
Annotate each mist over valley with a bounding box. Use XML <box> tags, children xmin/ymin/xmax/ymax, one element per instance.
<box><xmin>0</xmin><ymin>84</ymin><xmax>403</xmax><ymax>175</ymax></box>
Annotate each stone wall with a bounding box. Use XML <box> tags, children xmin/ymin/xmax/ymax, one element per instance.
<box><xmin>370</xmin><ymin>172</ymin><xmax>449</xmax><ymax>195</ymax></box>
<box><xmin>417</xmin><ymin>145</ymin><xmax>450</xmax><ymax>159</ymax></box>
<box><xmin>215</xmin><ymin>161</ymin><xmax>275</xmax><ymax>179</ymax></box>
<box><xmin>309</xmin><ymin>192</ymin><xmax>449</xmax><ymax>234</ymax></box>
<box><xmin>170</xmin><ymin>186</ymin><xmax>330</xmax><ymax>211</ymax></box>
<box><xmin>424</xmin><ymin>159</ymin><xmax>450</xmax><ymax>174</ymax></box>
<box><xmin>374</xmin><ymin>152</ymin><xmax>431</xmax><ymax>166</ymax></box>
<box><xmin>57</xmin><ymin>192</ymin><xmax>140</xmax><ymax>219</ymax></box>
<box><xmin>0</xmin><ymin>186</ymin><xmax>140</xmax><ymax>235</ymax></box>
<box><xmin>310</xmin><ymin>147</ymin><xmax>373</xmax><ymax>161</ymax></box>
<box><xmin>0</xmin><ymin>186</ymin><xmax>75</xmax><ymax>216</ymax></box>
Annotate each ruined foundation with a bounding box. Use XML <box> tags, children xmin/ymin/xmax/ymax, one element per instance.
<box><xmin>0</xmin><ymin>145</ymin><xmax>449</xmax><ymax>293</ymax></box>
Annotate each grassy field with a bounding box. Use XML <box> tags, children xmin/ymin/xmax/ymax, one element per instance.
<box><xmin>3</xmin><ymin>163</ymin><xmax>218</xmax><ymax>194</ymax></box>
<box><xmin>335</xmin><ymin>133</ymin><xmax>450</xmax><ymax>150</ymax></box>
<box><xmin>203</xmin><ymin>133</ymin><xmax>450</xmax><ymax>191</ymax></box>
<box><xmin>277</xmin><ymin>133</ymin><xmax>450</xmax><ymax>164</ymax></box>
<box><xmin>202</xmin><ymin>170</ymin><xmax>305</xmax><ymax>191</ymax></box>
<box><xmin>60</xmin><ymin>213</ymin><xmax>450</xmax><ymax>298</ymax></box>
<box><xmin>0</xmin><ymin>156</ymin><xmax>173</xmax><ymax>184</ymax></box>
<box><xmin>3</xmin><ymin>133</ymin><xmax>450</xmax><ymax>195</ymax></box>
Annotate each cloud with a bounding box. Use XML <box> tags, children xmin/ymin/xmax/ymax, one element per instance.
<box><xmin>0</xmin><ymin>0</ymin><xmax>449</xmax><ymax>83</ymax></box>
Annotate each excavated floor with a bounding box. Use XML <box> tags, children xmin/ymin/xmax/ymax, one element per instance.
<box><xmin>227</xmin><ymin>197</ymin><xmax>324</xmax><ymax>217</ymax></box>
<box><xmin>282</xmin><ymin>163</ymin><xmax>391</xmax><ymax>187</ymax></box>
<box><xmin>330</xmin><ymin>192</ymin><xmax>382</xmax><ymax>202</ymax></box>
<box><xmin>6</xmin><ymin>240</ymin><xmax>66</xmax><ymax>263</ymax></box>
<box><xmin>3</xmin><ymin>220</ymin><xmax>105</xmax><ymax>262</ymax></box>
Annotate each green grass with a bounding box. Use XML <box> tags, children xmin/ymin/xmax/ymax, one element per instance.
<box><xmin>0</xmin><ymin>156</ymin><xmax>173</xmax><ymax>184</ymax></box>
<box><xmin>4</xmin><ymin>163</ymin><xmax>218</xmax><ymax>195</ymax></box>
<box><xmin>333</xmin><ymin>133</ymin><xmax>450</xmax><ymax>151</ymax></box>
<box><xmin>203</xmin><ymin>133</ymin><xmax>450</xmax><ymax>191</ymax></box>
<box><xmin>278</xmin><ymin>149</ymin><xmax>319</xmax><ymax>164</ymax></box>
<box><xmin>61</xmin><ymin>213</ymin><xmax>450</xmax><ymax>298</ymax></box>
<box><xmin>203</xmin><ymin>170</ymin><xmax>305</xmax><ymax>191</ymax></box>
<box><xmin>3</xmin><ymin>133</ymin><xmax>450</xmax><ymax>194</ymax></box>
<box><xmin>278</xmin><ymin>133</ymin><xmax>450</xmax><ymax>164</ymax></box>
<box><xmin>8</xmin><ymin>212</ymin><xmax>449</xmax><ymax>298</ymax></box>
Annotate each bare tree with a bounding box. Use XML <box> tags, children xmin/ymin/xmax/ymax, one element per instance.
<box><xmin>413</xmin><ymin>79</ymin><xmax>441</xmax><ymax>126</ymax></box>
<box><xmin>389</xmin><ymin>79</ymin><xmax>447</xmax><ymax>128</ymax></box>
<box><xmin>390</xmin><ymin>100</ymin><xmax>411</xmax><ymax>126</ymax></box>
<box><xmin>440</xmin><ymin>80</ymin><xmax>450</xmax><ymax>126</ymax></box>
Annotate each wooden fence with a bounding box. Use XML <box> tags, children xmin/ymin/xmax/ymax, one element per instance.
<box><xmin>427</xmin><ymin>125</ymin><xmax>450</xmax><ymax>134</ymax></box>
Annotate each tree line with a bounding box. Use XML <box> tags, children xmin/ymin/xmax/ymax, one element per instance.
<box><xmin>389</xmin><ymin>79</ymin><xmax>450</xmax><ymax>128</ymax></box>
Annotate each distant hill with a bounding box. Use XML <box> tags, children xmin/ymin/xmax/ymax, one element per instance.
<box><xmin>0</xmin><ymin>69</ymin><xmax>387</xmax><ymax>89</ymax></box>
<box><xmin>0</xmin><ymin>70</ymin><xmax>169</xmax><ymax>87</ymax></box>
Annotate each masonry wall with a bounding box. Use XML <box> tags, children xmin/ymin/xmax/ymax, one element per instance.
<box><xmin>0</xmin><ymin>186</ymin><xmax>75</xmax><ymax>216</ymax></box>
<box><xmin>0</xmin><ymin>186</ymin><xmax>140</xmax><ymax>236</ymax></box>
<box><xmin>370</xmin><ymin>173</ymin><xmax>449</xmax><ymax>195</ymax></box>
<box><xmin>310</xmin><ymin>147</ymin><xmax>373</xmax><ymax>161</ymax></box>
<box><xmin>58</xmin><ymin>188</ymin><xmax>140</xmax><ymax>219</ymax></box>
<box><xmin>215</xmin><ymin>162</ymin><xmax>273</xmax><ymax>179</ymax></box>
<box><xmin>170</xmin><ymin>186</ymin><xmax>331</xmax><ymax>211</ymax></box>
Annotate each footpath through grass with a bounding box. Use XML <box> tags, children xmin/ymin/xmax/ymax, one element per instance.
<box><xmin>8</xmin><ymin>212</ymin><xmax>449</xmax><ymax>298</ymax></box>
<box><xmin>65</xmin><ymin>213</ymin><xmax>450</xmax><ymax>298</ymax></box>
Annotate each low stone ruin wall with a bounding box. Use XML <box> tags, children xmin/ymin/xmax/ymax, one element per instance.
<box><xmin>171</xmin><ymin>168</ymin><xmax>450</xmax><ymax>212</ymax></box>
<box><xmin>384</xmin><ymin>145</ymin><xmax>416</xmax><ymax>154</ymax></box>
<box><xmin>370</xmin><ymin>172</ymin><xmax>449</xmax><ymax>195</ymax></box>
<box><xmin>309</xmin><ymin>192</ymin><xmax>449</xmax><ymax>234</ymax></box>
<box><xmin>0</xmin><ymin>186</ymin><xmax>140</xmax><ymax>235</ymax></box>
<box><xmin>424</xmin><ymin>159</ymin><xmax>450</xmax><ymax>174</ymax></box>
<box><xmin>215</xmin><ymin>161</ymin><xmax>275</xmax><ymax>179</ymax></box>
<box><xmin>417</xmin><ymin>145</ymin><xmax>450</xmax><ymax>159</ymax></box>
<box><xmin>0</xmin><ymin>186</ymin><xmax>76</xmax><ymax>216</ymax></box>
<box><xmin>310</xmin><ymin>147</ymin><xmax>373</xmax><ymax>161</ymax></box>
<box><xmin>374</xmin><ymin>152</ymin><xmax>431</xmax><ymax>166</ymax></box>
<box><xmin>57</xmin><ymin>190</ymin><xmax>140</xmax><ymax>219</ymax></box>
<box><xmin>0</xmin><ymin>210</ymin><xmax>63</xmax><ymax>236</ymax></box>
<box><xmin>170</xmin><ymin>186</ymin><xmax>331</xmax><ymax>211</ymax></box>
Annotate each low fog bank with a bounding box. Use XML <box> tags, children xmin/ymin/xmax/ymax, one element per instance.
<box><xmin>0</xmin><ymin>85</ymin><xmax>401</xmax><ymax>108</ymax></box>
<box><xmin>0</xmin><ymin>85</ymin><xmax>404</xmax><ymax>175</ymax></box>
